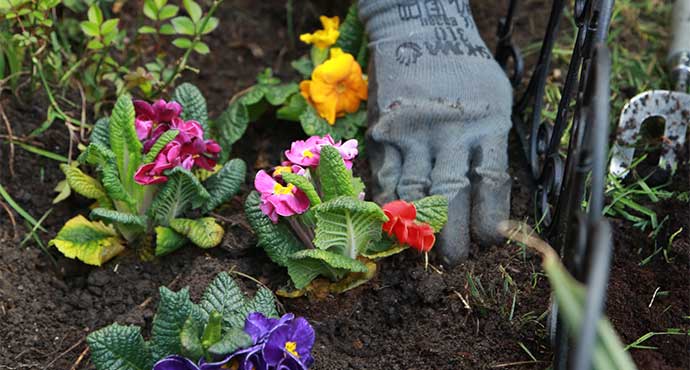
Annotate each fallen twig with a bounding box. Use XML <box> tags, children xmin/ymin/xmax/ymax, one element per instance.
<box><xmin>0</xmin><ymin>199</ymin><xmax>18</xmax><ymax>240</ymax></box>
<box><xmin>453</xmin><ymin>289</ymin><xmax>471</xmax><ymax>310</ymax></box>
<box><xmin>69</xmin><ymin>347</ymin><xmax>89</xmax><ymax>370</ymax></box>
<box><xmin>491</xmin><ymin>360</ymin><xmax>548</xmax><ymax>368</ymax></box>
<box><xmin>44</xmin><ymin>338</ymin><xmax>84</xmax><ymax>369</ymax></box>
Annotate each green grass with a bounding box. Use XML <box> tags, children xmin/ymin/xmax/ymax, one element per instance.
<box><xmin>624</xmin><ymin>328</ymin><xmax>689</xmax><ymax>351</ymax></box>
<box><xmin>541</xmin><ymin>1</ymin><xmax>685</xmax><ymax>251</ymax></box>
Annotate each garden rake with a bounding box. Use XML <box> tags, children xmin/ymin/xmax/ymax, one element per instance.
<box><xmin>609</xmin><ymin>0</ymin><xmax>690</xmax><ymax>179</ymax></box>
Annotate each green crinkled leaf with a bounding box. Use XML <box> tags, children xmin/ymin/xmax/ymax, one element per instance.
<box><xmin>282</xmin><ymin>172</ymin><xmax>321</xmax><ymax>206</ymax></box>
<box><xmin>276</xmin><ymin>93</ymin><xmax>308</xmax><ymax>122</ymax></box>
<box><xmin>339</xmin><ymin>109</ymin><xmax>367</xmax><ymax>129</ymax></box>
<box><xmin>291</xmin><ymin>56</ymin><xmax>314</xmax><ymax>79</ymax></box>
<box><xmin>256</xmin><ymin>68</ymin><xmax>280</xmax><ymax>85</ymax></box>
<box><xmin>413</xmin><ymin>195</ymin><xmax>449</xmax><ymax>232</ymax></box>
<box><xmin>213</xmin><ymin>101</ymin><xmax>249</xmax><ymax>160</ymax></box>
<box><xmin>155</xmin><ymin>226</ymin><xmax>188</xmax><ymax>256</ymax></box>
<box><xmin>299</xmin><ymin>104</ymin><xmax>333</xmax><ymax>138</ymax></box>
<box><xmin>90</xmin><ymin>208</ymin><xmax>147</xmax><ymax>229</ymax></box>
<box><xmin>50</xmin><ymin>215</ymin><xmax>126</xmax><ymax>266</ymax></box>
<box><xmin>144</xmin><ymin>129</ymin><xmax>179</xmax><ymax>163</ymax></box>
<box><xmin>318</xmin><ymin>145</ymin><xmax>355</xmax><ymax>201</ymax></box>
<box><xmin>245</xmin><ymin>287</ymin><xmax>279</xmax><ymax>318</ymax></box>
<box><xmin>60</xmin><ymin>163</ymin><xmax>111</xmax><ymax>208</ymax></box>
<box><xmin>313</xmin><ymin>196</ymin><xmax>387</xmax><ymax>258</ymax></box>
<box><xmin>245</xmin><ymin>191</ymin><xmax>303</xmax><ymax>267</ymax></box>
<box><xmin>300</xmin><ymin>105</ymin><xmax>367</xmax><ymax>143</ymax></box>
<box><xmin>200</xmin><ymin>271</ymin><xmax>247</xmax><ymax>328</ymax></box>
<box><xmin>81</xmin><ymin>143</ymin><xmax>137</xmax><ymax>212</ymax></box>
<box><xmin>262</xmin><ymin>83</ymin><xmax>299</xmax><ymax>106</ymax></box>
<box><xmin>199</xmin><ymin>271</ymin><xmax>278</xmax><ymax>331</ymax></box>
<box><xmin>351</xmin><ymin>176</ymin><xmax>365</xmax><ymax>198</ymax></box>
<box><xmin>170</xmin><ymin>217</ymin><xmax>224</xmax><ymax>249</ymax></box>
<box><xmin>207</xmin><ymin>328</ymin><xmax>253</xmax><ymax>358</ymax></box>
<box><xmin>201</xmin><ymin>158</ymin><xmax>246</xmax><ymax>213</ymax></box>
<box><xmin>173</xmin><ymin>83</ymin><xmax>209</xmax><ymax>132</ymax></box>
<box><xmin>238</xmin><ymin>86</ymin><xmax>266</xmax><ymax>106</ymax></box>
<box><xmin>87</xmin><ymin>324</ymin><xmax>153</xmax><ymax>370</ymax></box>
<box><xmin>334</xmin><ymin>4</ymin><xmax>364</xmax><ymax>56</ymax></box>
<box><xmin>79</xmin><ymin>142</ymin><xmax>111</xmax><ymax>166</ymax></box>
<box><xmin>150</xmin><ymin>287</ymin><xmax>207</xmax><ymax>360</ymax></box>
<box><xmin>149</xmin><ymin>167</ymin><xmax>210</xmax><ymax>225</ymax></box>
<box><xmin>90</xmin><ymin>117</ymin><xmax>110</xmax><ymax>148</ymax></box>
<box><xmin>109</xmin><ymin>94</ymin><xmax>143</xmax><ymax>197</ymax></box>
<box><xmin>286</xmin><ymin>248</ymin><xmax>369</xmax><ymax>289</ymax></box>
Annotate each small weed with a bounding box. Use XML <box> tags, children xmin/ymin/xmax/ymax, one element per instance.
<box><xmin>624</xmin><ymin>328</ymin><xmax>689</xmax><ymax>351</ymax></box>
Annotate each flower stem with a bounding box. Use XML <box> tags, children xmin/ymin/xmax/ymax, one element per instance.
<box><xmin>287</xmin><ymin>216</ymin><xmax>315</xmax><ymax>249</ymax></box>
<box><xmin>154</xmin><ymin>0</ymin><xmax>223</xmax><ymax>96</ymax></box>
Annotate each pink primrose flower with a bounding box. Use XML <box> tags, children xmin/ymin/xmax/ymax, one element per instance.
<box><xmin>254</xmin><ymin>170</ymin><xmax>310</xmax><ymax>223</ymax></box>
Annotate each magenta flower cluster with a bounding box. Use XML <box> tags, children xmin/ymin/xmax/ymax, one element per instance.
<box><xmin>254</xmin><ymin>135</ymin><xmax>358</xmax><ymax>222</ymax></box>
<box><xmin>152</xmin><ymin>312</ymin><xmax>315</xmax><ymax>370</ymax></box>
<box><xmin>132</xmin><ymin>99</ymin><xmax>221</xmax><ymax>185</ymax></box>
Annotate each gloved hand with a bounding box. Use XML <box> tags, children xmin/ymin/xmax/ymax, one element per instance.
<box><xmin>359</xmin><ymin>0</ymin><xmax>513</xmax><ymax>265</ymax></box>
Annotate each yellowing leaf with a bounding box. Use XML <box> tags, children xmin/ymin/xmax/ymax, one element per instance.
<box><xmin>52</xmin><ymin>179</ymin><xmax>71</xmax><ymax>204</ymax></box>
<box><xmin>50</xmin><ymin>215</ymin><xmax>125</xmax><ymax>266</ymax></box>
<box><xmin>60</xmin><ymin>163</ymin><xmax>109</xmax><ymax>202</ymax></box>
<box><xmin>170</xmin><ymin>217</ymin><xmax>223</xmax><ymax>249</ymax></box>
<box><xmin>362</xmin><ymin>244</ymin><xmax>408</xmax><ymax>260</ymax></box>
<box><xmin>155</xmin><ymin>226</ymin><xmax>187</xmax><ymax>256</ymax></box>
<box><xmin>329</xmin><ymin>259</ymin><xmax>377</xmax><ymax>293</ymax></box>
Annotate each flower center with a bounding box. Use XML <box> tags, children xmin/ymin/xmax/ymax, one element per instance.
<box><xmin>335</xmin><ymin>82</ymin><xmax>347</xmax><ymax>94</ymax></box>
<box><xmin>302</xmin><ymin>149</ymin><xmax>315</xmax><ymax>158</ymax></box>
<box><xmin>273</xmin><ymin>166</ymin><xmax>293</xmax><ymax>177</ymax></box>
<box><xmin>273</xmin><ymin>183</ymin><xmax>294</xmax><ymax>195</ymax></box>
<box><xmin>221</xmin><ymin>360</ymin><xmax>239</xmax><ymax>370</ymax></box>
<box><xmin>285</xmin><ymin>341</ymin><xmax>299</xmax><ymax>357</ymax></box>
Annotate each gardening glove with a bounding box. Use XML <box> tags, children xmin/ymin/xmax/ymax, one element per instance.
<box><xmin>359</xmin><ymin>0</ymin><xmax>513</xmax><ymax>265</ymax></box>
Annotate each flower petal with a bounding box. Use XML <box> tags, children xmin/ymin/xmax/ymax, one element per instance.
<box><xmin>383</xmin><ymin>200</ymin><xmax>417</xmax><ymax>221</ymax></box>
<box><xmin>152</xmin><ymin>355</ymin><xmax>200</xmax><ymax>370</ymax></box>
<box><xmin>255</xmin><ymin>170</ymin><xmax>277</xmax><ymax>194</ymax></box>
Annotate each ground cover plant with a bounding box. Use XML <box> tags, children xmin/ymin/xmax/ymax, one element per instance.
<box><xmin>0</xmin><ymin>0</ymin><xmax>221</xmax><ymax>129</ymax></box>
<box><xmin>246</xmin><ymin>134</ymin><xmax>448</xmax><ymax>293</ymax></box>
<box><xmin>50</xmin><ymin>83</ymin><xmax>246</xmax><ymax>265</ymax></box>
<box><xmin>0</xmin><ymin>1</ymin><xmax>687</xmax><ymax>370</ymax></box>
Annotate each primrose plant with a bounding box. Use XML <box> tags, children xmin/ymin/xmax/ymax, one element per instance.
<box><xmin>245</xmin><ymin>135</ymin><xmax>448</xmax><ymax>293</ymax></box>
<box><xmin>87</xmin><ymin>272</ymin><xmax>316</xmax><ymax>370</ymax></box>
<box><xmin>216</xmin><ymin>4</ymin><xmax>368</xmax><ymax>150</ymax></box>
<box><xmin>50</xmin><ymin>84</ymin><xmax>246</xmax><ymax>266</ymax></box>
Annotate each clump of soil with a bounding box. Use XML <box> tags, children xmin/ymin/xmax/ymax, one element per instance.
<box><xmin>0</xmin><ymin>1</ymin><xmax>688</xmax><ymax>370</ymax></box>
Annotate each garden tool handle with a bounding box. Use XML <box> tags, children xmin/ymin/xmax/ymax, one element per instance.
<box><xmin>669</xmin><ymin>0</ymin><xmax>690</xmax><ymax>91</ymax></box>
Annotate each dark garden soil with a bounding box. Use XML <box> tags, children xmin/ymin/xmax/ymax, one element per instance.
<box><xmin>1</xmin><ymin>1</ymin><xmax>688</xmax><ymax>369</ymax></box>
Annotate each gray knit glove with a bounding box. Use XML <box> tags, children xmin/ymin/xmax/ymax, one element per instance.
<box><xmin>359</xmin><ymin>0</ymin><xmax>512</xmax><ymax>265</ymax></box>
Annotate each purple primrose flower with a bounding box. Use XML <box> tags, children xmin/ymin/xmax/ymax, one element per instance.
<box><xmin>262</xmin><ymin>316</ymin><xmax>314</xmax><ymax>368</ymax></box>
<box><xmin>152</xmin><ymin>313</ymin><xmax>314</xmax><ymax>370</ymax></box>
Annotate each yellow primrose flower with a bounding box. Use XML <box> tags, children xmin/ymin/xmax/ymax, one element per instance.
<box><xmin>300</xmin><ymin>48</ymin><xmax>368</xmax><ymax>125</ymax></box>
<box><xmin>299</xmin><ymin>16</ymin><xmax>340</xmax><ymax>49</ymax></box>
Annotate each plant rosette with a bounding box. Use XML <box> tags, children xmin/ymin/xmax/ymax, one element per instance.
<box><xmin>245</xmin><ymin>135</ymin><xmax>448</xmax><ymax>295</ymax></box>
<box><xmin>86</xmin><ymin>272</ymin><xmax>316</xmax><ymax>370</ymax></box>
<box><xmin>50</xmin><ymin>84</ymin><xmax>247</xmax><ymax>266</ymax></box>
<box><xmin>212</xmin><ymin>4</ymin><xmax>369</xmax><ymax>155</ymax></box>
